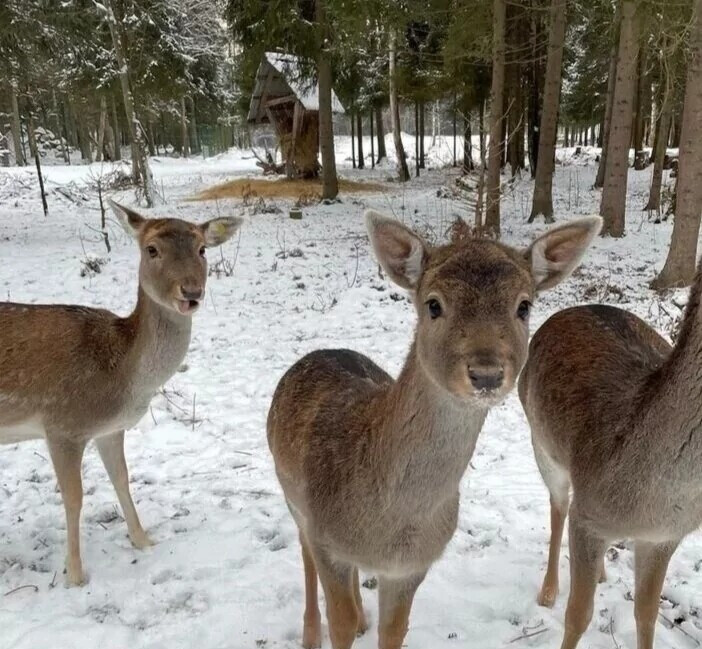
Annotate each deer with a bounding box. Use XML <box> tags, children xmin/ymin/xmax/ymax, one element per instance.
<box><xmin>0</xmin><ymin>201</ymin><xmax>242</xmax><ymax>586</ymax></box>
<box><xmin>267</xmin><ymin>210</ymin><xmax>601</xmax><ymax>649</ymax></box>
<box><xmin>517</xmin><ymin>263</ymin><xmax>702</xmax><ymax>649</ymax></box>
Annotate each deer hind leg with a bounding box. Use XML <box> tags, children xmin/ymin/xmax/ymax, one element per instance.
<box><xmin>378</xmin><ymin>572</ymin><xmax>426</xmax><ymax>649</ymax></box>
<box><xmin>533</xmin><ymin>442</ymin><xmax>570</xmax><ymax>607</ymax></box>
<box><xmin>559</xmin><ymin>515</ymin><xmax>607</xmax><ymax>649</ymax></box>
<box><xmin>312</xmin><ymin>547</ymin><xmax>358</xmax><ymax>649</ymax></box>
<box><xmin>634</xmin><ymin>540</ymin><xmax>678</xmax><ymax>649</ymax></box>
<box><xmin>46</xmin><ymin>437</ymin><xmax>87</xmax><ymax>586</ymax></box>
<box><xmin>353</xmin><ymin>568</ymin><xmax>368</xmax><ymax>635</ymax></box>
<box><xmin>95</xmin><ymin>431</ymin><xmax>153</xmax><ymax>549</ymax></box>
<box><xmin>299</xmin><ymin>533</ymin><xmax>322</xmax><ymax>649</ymax></box>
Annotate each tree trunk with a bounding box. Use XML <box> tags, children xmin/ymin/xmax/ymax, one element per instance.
<box><xmin>633</xmin><ymin>48</ymin><xmax>647</xmax><ymax>169</ymax></box>
<box><xmin>370</xmin><ymin>108</ymin><xmax>375</xmax><ymax>169</ymax></box>
<box><xmin>316</xmin><ymin>0</ymin><xmax>338</xmax><ymax>199</ymax></box>
<box><xmin>351</xmin><ymin>113</ymin><xmax>356</xmax><ymax>168</ymax></box>
<box><xmin>375</xmin><ymin>105</ymin><xmax>386</xmax><ymax>162</ymax></box>
<box><xmin>356</xmin><ymin>112</ymin><xmax>364</xmax><ymax>169</ymax></box>
<box><xmin>599</xmin><ymin>0</ymin><xmax>639</xmax><ymax>237</ymax></box>
<box><xmin>96</xmin><ymin>95</ymin><xmax>107</xmax><ymax>163</ymax></box>
<box><xmin>111</xmin><ymin>93</ymin><xmax>122</xmax><ymax>161</ymax></box>
<box><xmin>463</xmin><ymin>114</ymin><xmax>474</xmax><ymax>173</ymax></box>
<box><xmin>419</xmin><ymin>101</ymin><xmax>425</xmax><ymax>169</ymax></box>
<box><xmin>180</xmin><ymin>96</ymin><xmax>190</xmax><ymax>158</ymax></box>
<box><xmin>104</xmin><ymin>0</ymin><xmax>153</xmax><ymax>204</ymax></box>
<box><xmin>188</xmin><ymin>96</ymin><xmax>199</xmax><ymax>154</ymax></box>
<box><xmin>389</xmin><ymin>32</ymin><xmax>410</xmax><ymax>182</ymax></box>
<box><xmin>653</xmin><ymin>0</ymin><xmax>702</xmax><ymax>288</ymax></box>
<box><xmin>528</xmin><ymin>1</ymin><xmax>545</xmax><ymax>178</ymax></box>
<box><xmin>595</xmin><ymin>1</ymin><xmax>623</xmax><ymax>188</ymax></box>
<box><xmin>26</xmin><ymin>100</ymin><xmax>48</xmax><ymax>216</ymax></box>
<box><xmin>486</xmin><ymin>0</ymin><xmax>507</xmax><ymax>236</ymax></box>
<box><xmin>452</xmin><ymin>92</ymin><xmax>457</xmax><ymax>166</ymax></box>
<box><xmin>644</xmin><ymin>65</ymin><xmax>673</xmax><ymax>213</ymax></box>
<box><xmin>414</xmin><ymin>101</ymin><xmax>420</xmax><ymax>177</ymax></box>
<box><xmin>529</xmin><ymin>0</ymin><xmax>567</xmax><ymax>223</ymax></box>
<box><xmin>10</xmin><ymin>84</ymin><xmax>25</xmax><ymax>166</ymax></box>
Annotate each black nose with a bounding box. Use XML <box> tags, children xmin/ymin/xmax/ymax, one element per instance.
<box><xmin>468</xmin><ymin>366</ymin><xmax>504</xmax><ymax>391</ymax></box>
<box><xmin>181</xmin><ymin>286</ymin><xmax>203</xmax><ymax>301</ymax></box>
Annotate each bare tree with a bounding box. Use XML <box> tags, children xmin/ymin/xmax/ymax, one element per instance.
<box><xmin>389</xmin><ymin>31</ymin><xmax>410</xmax><ymax>182</ymax></box>
<box><xmin>486</xmin><ymin>0</ymin><xmax>507</xmax><ymax>236</ymax></box>
<box><xmin>653</xmin><ymin>0</ymin><xmax>702</xmax><ymax>289</ymax></box>
<box><xmin>375</xmin><ymin>105</ymin><xmax>386</xmax><ymax>163</ymax></box>
<box><xmin>316</xmin><ymin>0</ymin><xmax>338</xmax><ymax>199</ymax></box>
<box><xmin>595</xmin><ymin>2</ymin><xmax>623</xmax><ymax>189</ymax></box>
<box><xmin>599</xmin><ymin>0</ymin><xmax>639</xmax><ymax>237</ymax></box>
<box><xmin>180</xmin><ymin>95</ymin><xmax>190</xmax><ymax>158</ymax></box>
<box><xmin>10</xmin><ymin>83</ymin><xmax>25</xmax><ymax>166</ymax></box>
<box><xmin>529</xmin><ymin>0</ymin><xmax>567</xmax><ymax>224</ymax></box>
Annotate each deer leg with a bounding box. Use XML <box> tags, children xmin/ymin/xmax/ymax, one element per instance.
<box><xmin>539</xmin><ymin>494</ymin><xmax>569</xmax><ymax>607</ymax></box>
<box><xmin>378</xmin><ymin>572</ymin><xmax>426</xmax><ymax>649</ymax></box>
<box><xmin>47</xmin><ymin>437</ymin><xmax>87</xmax><ymax>586</ymax></box>
<box><xmin>634</xmin><ymin>540</ymin><xmax>678</xmax><ymax>649</ymax></box>
<box><xmin>95</xmin><ymin>431</ymin><xmax>153</xmax><ymax>549</ymax></box>
<box><xmin>299</xmin><ymin>533</ymin><xmax>322</xmax><ymax>649</ymax></box>
<box><xmin>313</xmin><ymin>547</ymin><xmax>358</xmax><ymax>649</ymax></box>
<box><xmin>353</xmin><ymin>568</ymin><xmax>368</xmax><ymax>635</ymax></box>
<box><xmin>559</xmin><ymin>516</ymin><xmax>606</xmax><ymax>649</ymax></box>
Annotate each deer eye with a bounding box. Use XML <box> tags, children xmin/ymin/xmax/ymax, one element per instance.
<box><xmin>517</xmin><ymin>300</ymin><xmax>531</xmax><ymax>321</ymax></box>
<box><xmin>199</xmin><ymin>246</ymin><xmax>206</xmax><ymax>257</ymax></box>
<box><xmin>146</xmin><ymin>245</ymin><xmax>159</xmax><ymax>258</ymax></box>
<box><xmin>426</xmin><ymin>298</ymin><xmax>443</xmax><ymax>319</ymax></box>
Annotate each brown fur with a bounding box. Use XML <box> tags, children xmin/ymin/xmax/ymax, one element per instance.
<box><xmin>0</xmin><ymin>202</ymin><xmax>242</xmax><ymax>585</ymax></box>
<box><xmin>519</xmin><ymin>285</ymin><xmax>702</xmax><ymax>648</ymax></box>
<box><xmin>268</xmin><ymin>210</ymin><xmax>601</xmax><ymax>649</ymax></box>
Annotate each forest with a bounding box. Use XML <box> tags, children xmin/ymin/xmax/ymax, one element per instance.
<box><xmin>2</xmin><ymin>1</ymin><xmax>702</xmax><ymax>649</ymax></box>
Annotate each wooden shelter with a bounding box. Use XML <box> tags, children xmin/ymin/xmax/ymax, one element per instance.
<box><xmin>248</xmin><ymin>52</ymin><xmax>345</xmax><ymax>178</ymax></box>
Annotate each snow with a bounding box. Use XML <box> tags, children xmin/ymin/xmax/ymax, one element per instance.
<box><xmin>0</xmin><ymin>138</ymin><xmax>700</xmax><ymax>649</ymax></box>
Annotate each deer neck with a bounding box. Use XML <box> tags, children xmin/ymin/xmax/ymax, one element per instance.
<box><xmin>123</xmin><ymin>287</ymin><xmax>193</xmax><ymax>393</ymax></box>
<box><xmin>376</xmin><ymin>342</ymin><xmax>488</xmax><ymax>509</ymax></box>
<box><xmin>645</xmin><ymin>272</ymin><xmax>702</xmax><ymax>475</ymax></box>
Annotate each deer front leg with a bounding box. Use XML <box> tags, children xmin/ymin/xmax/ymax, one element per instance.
<box><xmin>353</xmin><ymin>568</ymin><xmax>368</xmax><ymax>635</ymax></box>
<box><xmin>634</xmin><ymin>540</ymin><xmax>678</xmax><ymax>649</ymax></box>
<box><xmin>47</xmin><ymin>437</ymin><xmax>87</xmax><ymax>586</ymax></box>
<box><xmin>312</xmin><ymin>547</ymin><xmax>358</xmax><ymax>649</ymax></box>
<box><xmin>378</xmin><ymin>571</ymin><xmax>426</xmax><ymax>649</ymax></box>
<box><xmin>559</xmin><ymin>516</ymin><xmax>607</xmax><ymax>649</ymax></box>
<box><xmin>299</xmin><ymin>533</ymin><xmax>322</xmax><ymax>649</ymax></box>
<box><xmin>95</xmin><ymin>431</ymin><xmax>153</xmax><ymax>549</ymax></box>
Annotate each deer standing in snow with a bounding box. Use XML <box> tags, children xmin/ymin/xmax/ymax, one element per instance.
<box><xmin>519</xmin><ymin>270</ymin><xmax>702</xmax><ymax>649</ymax></box>
<box><xmin>268</xmin><ymin>210</ymin><xmax>601</xmax><ymax>649</ymax></box>
<box><xmin>0</xmin><ymin>201</ymin><xmax>242</xmax><ymax>585</ymax></box>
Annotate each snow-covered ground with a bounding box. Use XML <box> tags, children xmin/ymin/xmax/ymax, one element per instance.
<box><xmin>0</xmin><ymin>136</ymin><xmax>699</xmax><ymax>649</ymax></box>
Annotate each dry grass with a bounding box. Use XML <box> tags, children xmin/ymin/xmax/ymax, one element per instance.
<box><xmin>189</xmin><ymin>177</ymin><xmax>388</xmax><ymax>202</ymax></box>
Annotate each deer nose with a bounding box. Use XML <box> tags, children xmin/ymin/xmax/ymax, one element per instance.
<box><xmin>468</xmin><ymin>365</ymin><xmax>504</xmax><ymax>391</ymax></box>
<box><xmin>180</xmin><ymin>286</ymin><xmax>203</xmax><ymax>301</ymax></box>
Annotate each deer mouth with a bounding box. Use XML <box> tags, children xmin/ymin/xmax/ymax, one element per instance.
<box><xmin>176</xmin><ymin>299</ymin><xmax>200</xmax><ymax>315</ymax></box>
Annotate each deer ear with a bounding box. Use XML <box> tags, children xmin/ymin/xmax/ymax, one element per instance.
<box><xmin>109</xmin><ymin>200</ymin><xmax>146</xmax><ymax>239</ymax></box>
<box><xmin>365</xmin><ymin>210</ymin><xmax>427</xmax><ymax>290</ymax></box>
<box><xmin>201</xmin><ymin>217</ymin><xmax>244</xmax><ymax>247</ymax></box>
<box><xmin>525</xmin><ymin>216</ymin><xmax>602</xmax><ymax>291</ymax></box>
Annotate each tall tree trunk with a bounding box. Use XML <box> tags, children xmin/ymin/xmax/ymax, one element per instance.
<box><xmin>188</xmin><ymin>96</ymin><xmax>199</xmax><ymax>154</ymax></box>
<box><xmin>599</xmin><ymin>0</ymin><xmax>639</xmax><ymax>237</ymax></box>
<box><xmin>644</xmin><ymin>64</ymin><xmax>673</xmax><ymax>213</ymax></box>
<box><xmin>96</xmin><ymin>95</ymin><xmax>107</xmax><ymax>163</ymax></box>
<box><xmin>370</xmin><ymin>108</ymin><xmax>375</xmax><ymax>169</ymax></box>
<box><xmin>653</xmin><ymin>0</ymin><xmax>702</xmax><ymax>288</ymax></box>
<box><xmin>10</xmin><ymin>84</ymin><xmax>25</xmax><ymax>166</ymax></box>
<box><xmin>26</xmin><ymin>102</ymin><xmax>48</xmax><ymax>216</ymax></box>
<box><xmin>356</xmin><ymin>112</ymin><xmax>364</xmax><ymax>169</ymax></box>
<box><xmin>389</xmin><ymin>32</ymin><xmax>410</xmax><ymax>182</ymax></box>
<box><xmin>529</xmin><ymin>0</ymin><xmax>567</xmax><ymax>223</ymax></box>
<box><xmin>452</xmin><ymin>92</ymin><xmax>457</xmax><ymax>166</ymax></box>
<box><xmin>351</xmin><ymin>113</ymin><xmax>356</xmax><ymax>168</ymax></box>
<box><xmin>375</xmin><ymin>105</ymin><xmax>386</xmax><ymax>162</ymax></box>
<box><xmin>528</xmin><ymin>0</ymin><xmax>545</xmax><ymax>178</ymax></box>
<box><xmin>633</xmin><ymin>48</ymin><xmax>647</xmax><ymax>169</ymax></box>
<box><xmin>316</xmin><ymin>0</ymin><xmax>338</xmax><ymax>199</ymax></box>
<box><xmin>110</xmin><ymin>93</ymin><xmax>121</xmax><ymax>161</ymax></box>
<box><xmin>486</xmin><ymin>0</ymin><xmax>507</xmax><ymax>236</ymax></box>
<box><xmin>419</xmin><ymin>101</ymin><xmax>425</xmax><ymax>169</ymax></box>
<box><xmin>463</xmin><ymin>114</ymin><xmax>474</xmax><ymax>173</ymax></box>
<box><xmin>103</xmin><ymin>0</ymin><xmax>153</xmax><ymax>204</ymax></box>
<box><xmin>414</xmin><ymin>101</ymin><xmax>420</xmax><ymax>177</ymax></box>
<box><xmin>595</xmin><ymin>1</ymin><xmax>623</xmax><ymax>188</ymax></box>
<box><xmin>180</xmin><ymin>96</ymin><xmax>190</xmax><ymax>158</ymax></box>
